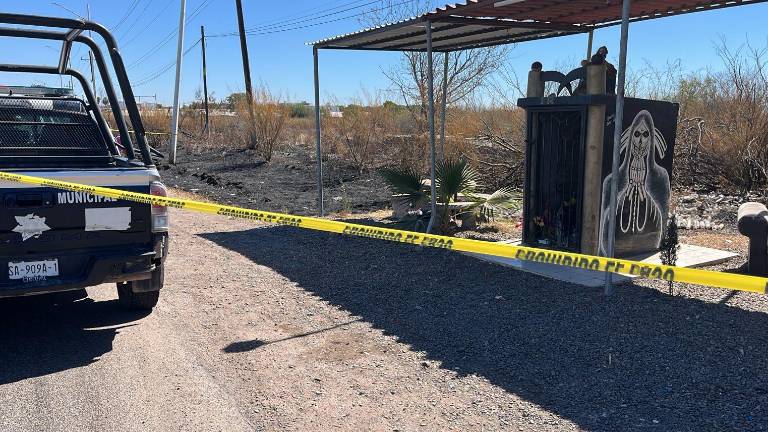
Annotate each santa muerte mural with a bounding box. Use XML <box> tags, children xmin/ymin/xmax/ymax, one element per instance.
<box><xmin>599</xmin><ymin>103</ymin><xmax>678</xmax><ymax>257</ymax></box>
<box><xmin>518</xmin><ymin>58</ymin><xmax>679</xmax><ymax>256</ymax></box>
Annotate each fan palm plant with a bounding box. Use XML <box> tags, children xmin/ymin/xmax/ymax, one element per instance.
<box><xmin>467</xmin><ymin>186</ymin><xmax>521</xmax><ymax>222</ymax></box>
<box><xmin>380</xmin><ymin>158</ymin><xmax>521</xmax><ymax>232</ymax></box>
<box><xmin>379</xmin><ymin>166</ymin><xmax>427</xmax><ymax>209</ymax></box>
<box><xmin>434</xmin><ymin>158</ymin><xmax>478</xmax><ymax>229</ymax></box>
<box><xmin>435</xmin><ymin>158</ymin><xmax>478</xmax><ymax>201</ymax></box>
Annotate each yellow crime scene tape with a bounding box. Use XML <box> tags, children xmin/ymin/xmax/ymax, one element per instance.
<box><xmin>109</xmin><ymin>128</ymin><xmax>169</xmax><ymax>136</ymax></box>
<box><xmin>0</xmin><ymin>170</ymin><xmax>766</xmax><ymax>294</ymax></box>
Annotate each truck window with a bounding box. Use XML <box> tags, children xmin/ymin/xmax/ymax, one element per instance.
<box><xmin>0</xmin><ymin>96</ymin><xmax>110</xmax><ymax>158</ymax></box>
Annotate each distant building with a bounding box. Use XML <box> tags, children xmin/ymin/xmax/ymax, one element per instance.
<box><xmin>328</xmin><ymin>105</ymin><xmax>343</xmax><ymax>118</ymax></box>
<box><xmin>138</xmin><ymin>102</ymin><xmax>163</xmax><ymax>111</ymax></box>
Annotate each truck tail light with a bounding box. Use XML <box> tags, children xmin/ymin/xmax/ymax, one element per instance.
<box><xmin>150</xmin><ymin>181</ymin><xmax>169</xmax><ymax>232</ymax></box>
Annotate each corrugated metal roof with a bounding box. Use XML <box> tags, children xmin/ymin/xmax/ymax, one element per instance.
<box><xmin>309</xmin><ymin>9</ymin><xmax>578</xmax><ymax>51</ymax></box>
<box><xmin>430</xmin><ymin>0</ymin><xmax>768</xmax><ymax>25</ymax></box>
<box><xmin>311</xmin><ymin>0</ymin><xmax>767</xmax><ymax>51</ymax></box>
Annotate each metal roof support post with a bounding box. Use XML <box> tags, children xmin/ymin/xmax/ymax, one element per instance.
<box><xmin>313</xmin><ymin>46</ymin><xmax>325</xmax><ymax>217</ymax></box>
<box><xmin>425</xmin><ymin>21</ymin><xmax>438</xmax><ymax>234</ymax></box>
<box><xmin>604</xmin><ymin>0</ymin><xmax>632</xmax><ymax>295</ymax></box>
<box><xmin>440</xmin><ymin>52</ymin><xmax>449</xmax><ymax>161</ymax></box>
<box><xmin>586</xmin><ymin>30</ymin><xmax>594</xmax><ymax>60</ymax></box>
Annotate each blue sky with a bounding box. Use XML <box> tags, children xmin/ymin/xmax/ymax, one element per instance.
<box><xmin>0</xmin><ymin>0</ymin><xmax>766</xmax><ymax>105</ymax></box>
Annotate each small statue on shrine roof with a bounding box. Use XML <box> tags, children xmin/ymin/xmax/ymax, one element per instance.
<box><xmin>591</xmin><ymin>46</ymin><xmax>617</xmax><ymax>93</ymax></box>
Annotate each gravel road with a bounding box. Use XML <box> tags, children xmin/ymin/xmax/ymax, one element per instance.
<box><xmin>2</xmin><ymin>209</ymin><xmax>768</xmax><ymax>431</ymax></box>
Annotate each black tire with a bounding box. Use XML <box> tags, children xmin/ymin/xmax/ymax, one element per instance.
<box><xmin>117</xmin><ymin>264</ymin><xmax>163</xmax><ymax>310</ymax></box>
<box><xmin>117</xmin><ymin>283</ymin><xmax>160</xmax><ymax>310</ymax></box>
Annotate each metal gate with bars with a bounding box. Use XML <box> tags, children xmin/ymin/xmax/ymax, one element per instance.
<box><xmin>523</xmin><ymin>107</ymin><xmax>587</xmax><ymax>252</ymax></box>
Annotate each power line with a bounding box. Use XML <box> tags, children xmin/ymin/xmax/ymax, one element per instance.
<box><xmin>129</xmin><ymin>0</ymin><xmax>211</xmax><ymax>62</ymax></box>
<box><xmin>242</xmin><ymin>0</ymin><xmax>368</xmax><ymax>29</ymax></box>
<box><xmin>209</xmin><ymin>0</ymin><xmax>387</xmax><ymax>37</ymax></box>
<box><xmin>135</xmin><ymin>38</ymin><xmax>200</xmax><ymax>85</ymax></box>
<box><xmin>113</xmin><ymin>0</ymin><xmax>142</xmax><ymax>32</ymax></box>
<box><xmin>207</xmin><ymin>0</ymin><xmax>413</xmax><ymax>38</ymax></box>
<box><xmin>118</xmin><ymin>0</ymin><xmax>155</xmax><ymax>40</ymax></box>
<box><xmin>122</xmin><ymin>0</ymin><xmax>175</xmax><ymax>47</ymax></box>
<box><xmin>243</xmin><ymin>0</ymin><xmax>376</xmax><ymax>33</ymax></box>
<box><xmin>134</xmin><ymin>37</ymin><xmax>201</xmax><ymax>87</ymax></box>
<box><xmin>131</xmin><ymin>0</ymin><xmax>415</xmax><ymax>88</ymax></box>
<box><xmin>248</xmin><ymin>0</ymin><xmax>383</xmax><ymax>32</ymax></box>
<box><xmin>127</xmin><ymin>0</ymin><xmax>213</xmax><ymax>69</ymax></box>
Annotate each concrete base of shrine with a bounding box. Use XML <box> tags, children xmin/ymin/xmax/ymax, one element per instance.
<box><xmin>466</xmin><ymin>242</ymin><xmax>738</xmax><ymax>288</ymax></box>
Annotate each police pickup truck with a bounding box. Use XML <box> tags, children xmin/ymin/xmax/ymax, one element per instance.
<box><xmin>0</xmin><ymin>14</ymin><xmax>169</xmax><ymax>310</ymax></box>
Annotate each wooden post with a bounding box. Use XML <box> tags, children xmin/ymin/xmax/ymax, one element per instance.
<box><xmin>526</xmin><ymin>62</ymin><xmax>544</xmax><ymax>98</ymax></box>
<box><xmin>200</xmin><ymin>25</ymin><xmax>210</xmax><ymax>139</ymax></box>
<box><xmin>580</xmin><ymin>62</ymin><xmax>607</xmax><ymax>255</ymax></box>
<box><xmin>235</xmin><ymin>0</ymin><xmax>254</xmax><ymax>122</ymax></box>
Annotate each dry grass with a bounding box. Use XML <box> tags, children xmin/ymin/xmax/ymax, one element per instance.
<box><xmin>98</xmin><ymin>40</ymin><xmax>767</xmax><ymax>198</ymax></box>
<box><xmin>665</xmin><ymin>41</ymin><xmax>768</xmax><ymax>192</ymax></box>
<box><xmin>324</xmin><ymin>108</ymin><xmax>391</xmax><ymax>172</ymax></box>
<box><xmin>241</xmin><ymin>87</ymin><xmax>290</xmax><ymax>162</ymax></box>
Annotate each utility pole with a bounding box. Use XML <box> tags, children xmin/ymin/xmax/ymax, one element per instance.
<box><xmin>86</xmin><ymin>4</ymin><xmax>97</xmax><ymax>95</ymax></box>
<box><xmin>169</xmin><ymin>0</ymin><xmax>187</xmax><ymax>164</ymax></box>
<box><xmin>235</xmin><ymin>0</ymin><xmax>254</xmax><ymax>121</ymax></box>
<box><xmin>200</xmin><ymin>25</ymin><xmax>210</xmax><ymax>138</ymax></box>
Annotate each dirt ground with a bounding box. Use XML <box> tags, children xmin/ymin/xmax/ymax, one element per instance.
<box><xmin>4</xmin><ymin>203</ymin><xmax>768</xmax><ymax>431</ymax></box>
<box><xmin>159</xmin><ymin>146</ymin><xmax>391</xmax><ymax>216</ymax></box>
<box><xmin>171</xmin><ymin>210</ymin><xmax>768</xmax><ymax>432</ymax></box>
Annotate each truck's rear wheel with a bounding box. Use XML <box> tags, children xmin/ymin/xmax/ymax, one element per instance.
<box><xmin>117</xmin><ymin>283</ymin><xmax>160</xmax><ymax>310</ymax></box>
<box><xmin>117</xmin><ymin>264</ymin><xmax>163</xmax><ymax>310</ymax></box>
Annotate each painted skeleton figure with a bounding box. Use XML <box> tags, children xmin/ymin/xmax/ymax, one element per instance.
<box><xmin>622</xmin><ymin>115</ymin><xmax>657</xmax><ymax>232</ymax></box>
<box><xmin>599</xmin><ymin>110</ymin><xmax>670</xmax><ymax>256</ymax></box>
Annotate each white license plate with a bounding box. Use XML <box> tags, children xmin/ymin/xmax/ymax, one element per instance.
<box><xmin>8</xmin><ymin>259</ymin><xmax>59</xmax><ymax>280</ymax></box>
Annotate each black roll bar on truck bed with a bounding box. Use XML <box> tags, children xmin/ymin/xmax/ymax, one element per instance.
<box><xmin>0</xmin><ymin>64</ymin><xmax>119</xmax><ymax>158</ymax></box>
<box><xmin>0</xmin><ymin>13</ymin><xmax>155</xmax><ymax>166</ymax></box>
